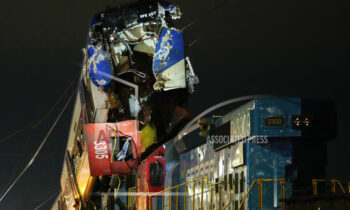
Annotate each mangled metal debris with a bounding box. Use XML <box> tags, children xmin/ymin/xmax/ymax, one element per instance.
<box><xmin>80</xmin><ymin>1</ymin><xmax>200</xmax><ymax>178</ymax></box>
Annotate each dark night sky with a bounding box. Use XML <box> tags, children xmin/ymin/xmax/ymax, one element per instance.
<box><xmin>0</xmin><ymin>0</ymin><xmax>349</xmax><ymax>209</ymax></box>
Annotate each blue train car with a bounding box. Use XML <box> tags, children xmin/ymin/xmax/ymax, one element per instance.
<box><xmin>166</xmin><ymin>97</ymin><xmax>336</xmax><ymax>210</ymax></box>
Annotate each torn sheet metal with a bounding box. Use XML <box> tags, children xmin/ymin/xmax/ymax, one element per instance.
<box><xmin>89</xmin><ymin>80</ymin><xmax>108</xmax><ymax>109</ymax></box>
<box><xmin>116</xmin><ymin>137</ymin><xmax>131</xmax><ymax>161</ymax></box>
<box><xmin>87</xmin><ymin>44</ymin><xmax>113</xmax><ymax>87</ymax></box>
<box><xmin>185</xmin><ymin>57</ymin><xmax>199</xmax><ymax>94</ymax></box>
<box><xmin>94</xmin><ymin>108</ymin><xmax>109</xmax><ymax>123</ymax></box>
<box><xmin>134</xmin><ymin>37</ymin><xmax>158</xmax><ymax>54</ymax></box>
<box><xmin>153</xmin><ymin>27</ymin><xmax>186</xmax><ymax>90</ymax></box>
<box><xmin>81</xmin><ymin>1</ymin><xmax>199</xmax><ymax>154</ymax></box>
<box><xmin>128</xmin><ymin>94</ymin><xmax>141</xmax><ymax>117</ymax></box>
<box><xmin>112</xmin><ymin>25</ymin><xmax>158</xmax><ymax>55</ymax></box>
<box><xmin>84</xmin><ymin>121</ymin><xmax>140</xmax><ymax>176</ymax></box>
<box><xmin>158</xmin><ymin>2</ymin><xmax>182</xmax><ymax>19</ymax></box>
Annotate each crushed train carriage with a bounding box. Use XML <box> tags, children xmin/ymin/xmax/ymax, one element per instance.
<box><xmin>52</xmin><ymin>1</ymin><xmax>199</xmax><ymax>210</ymax></box>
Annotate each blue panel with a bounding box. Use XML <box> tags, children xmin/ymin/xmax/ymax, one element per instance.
<box><xmin>90</xmin><ymin>16</ymin><xmax>98</xmax><ymax>26</ymax></box>
<box><xmin>165</xmin><ymin>161</ymin><xmax>179</xmax><ymax>187</ymax></box>
<box><xmin>175</xmin><ymin>98</ymin><xmax>308</xmax><ymax>210</ymax></box>
<box><xmin>159</xmin><ymin>2</ymin><xmax>178</xmax><ymax>14</ymax></box>
<box><xmin>251</xmin><ymin>98</ymin><xmax>301</xmax><ymax>137</ymax></box>
<box><xmin>88</xmin><ymin>45</ymin><xmax>113</xmax><ymax>87</ymax></box>
<box><xmin>87</xmin><ymin>45</ymin><xmax>95</xmax><ymax>58</ymax></box>
<box><xmin>245</xmin><ymin>141</ymin><xmax>292</xmax><ymax>210</ymax></box>
<box><xmin>179</xmin><ymin>153</ymin><xmax>188</xmax><ymax>184</ymax></box>
<box><xmin>152</xmin><ymin>197</ymin><xmax>163</xmax><ymax>210</ymax></box>
<box><xmin>153</xmin><ymin>28</ymin><xmax>184</xmax><ymax>74</ymax></box>
<box><xmin>159</xmin><ymin>1</ymin><xmax>171</xmax><ymax>10</ymax></box>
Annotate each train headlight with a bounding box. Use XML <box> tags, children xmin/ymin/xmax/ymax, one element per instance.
<box><xmin>292</xmin><ymin>115</ymin><xmax>312</xmax><ymax>129</ymax></box>
<box><xmin>303</xmin><ymin>117</ymin><xmax>312</xmax><ymax>127</ymax></box>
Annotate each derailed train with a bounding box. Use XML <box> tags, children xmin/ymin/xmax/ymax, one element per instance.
<box><xmin>53</xmin><ymin>1</ymin><xmax>342</xmax><ymax>210</ymax></box>
<box><xmin>53</xmin><ymin>1</ymin><xmax>199</xmax><ymax>209</ymax></box>
<box><xmin>82</xmin><ymin>0</ymin><xmax>199</xmax><ymax>176</ymax></box>
<box><xmin>53</xmin><ymin>94</ymin><xmax>338</xmax><ymax>210</ymax></box>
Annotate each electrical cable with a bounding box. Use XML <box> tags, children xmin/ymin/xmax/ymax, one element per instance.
<box><xmin>31</xmin><ymin>187</ymin><xmax>60</xmax><ymax>202</ymax></box>
<box><xmin>33</xmin><ymin>191</ymin><xmax>59</xmax><ymax>210</ymax></box>
<box><xmin>0</xmin><ymin>74</ymin><xmax>79</xmax><ymax>145</ymax></box>
<box><xmin>181</xmin><ymin>0</ymin><xmax>234</xmax><ymax>31</ymax></box>
<box><xmin>186</xmin><ymin>0</ymin><xmax>250</xmax><ymax>48</ymax></box>
<box><xmin>1</xmin><ymin>130</ymin><xmax>33</xmax><ymax>194</ymax></box>
<box><xmin>181</xmin><ymin>0</ymin><xmax>242</xmax><ymax>31</ymax></box>
<box><xmin>0</xmin><ymin>84</ymin><xmax>77</xmax><ymax>203</ymax></box>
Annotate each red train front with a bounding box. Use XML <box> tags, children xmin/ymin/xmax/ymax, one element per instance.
<box><xmin>84</xmin><ymin>120</ymin><xmax>142</xmax><ymax>176</ymax></box>
<box><xmin>136</xmin><ymin>147</ymin><xmax>166</xmax><ymax>210</ymax></box>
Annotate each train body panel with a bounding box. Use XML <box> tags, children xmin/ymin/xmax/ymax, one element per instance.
<box><xmin>84</xmin><ymin>121</ymin><xmax>141</xmax><ymax>176</ymax></box>
<box><xmin>172</xmin><ymin>97</ymin><xmax>336</xmax><ymax>210</ymax></box>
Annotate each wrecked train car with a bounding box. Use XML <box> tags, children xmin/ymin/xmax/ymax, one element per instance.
<box><xmin>53</xmin><ymin>1</ymin><xmax>198</xmax><ymax>209</ymax></box>
<box><xmin>80</xmin><ymin>0</ymin><xmax>198</xmax><ymax>176</ymax></box>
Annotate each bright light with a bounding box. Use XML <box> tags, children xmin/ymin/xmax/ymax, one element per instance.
<box><xmin>76</xmin><ymin>152</ymin><xmax>91</xmax><ymax>196</ymax></box>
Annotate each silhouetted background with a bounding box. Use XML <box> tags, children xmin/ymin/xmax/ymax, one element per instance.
<box><xmin>0</xmin><ymin>0</ymin><xmax>349</xmax><ymax>209</ymax></box>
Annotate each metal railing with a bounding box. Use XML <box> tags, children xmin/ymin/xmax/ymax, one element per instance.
<box><xmin>238</xmin><ymin>179</ymin><xmax>286</xmax><ymax>210</ymax></box>
<box><xmin>312</xmin><ymin>179</ymin><xmax>346</xmax><ymax>195</ymax></box>
<box><xmin>128</xmin><ymin>187</ymin><xmax>136</xmax><ymax>210</ymax></box>
<box><xmin>129</xmin><ymin>178</ymin><xmax>350</xmax><ymax>210</ymax></box>
<box><xmin>148</xmin><ymin>176</ymin><xmax>232</xmax><ymax>210</ymax></box>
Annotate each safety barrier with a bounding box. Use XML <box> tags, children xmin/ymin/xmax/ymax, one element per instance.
<box><xmin>147</xmin><ymin>176</ymin><xmax>231</xmax><ymax>210</ymax></box>
<box><xmin>238</xmin><ymin>179</ymin><xmax>286</xmax><ymax>210</ymax></box>
<box><xmin>128</xmin><ymin>178</ymin><xmax>350</xmax><ymax>210</ymax></box>
<box><xmin>312</xmin><ymin>179</ymin><xmax>346</xmax><ymax>195</ymax></box>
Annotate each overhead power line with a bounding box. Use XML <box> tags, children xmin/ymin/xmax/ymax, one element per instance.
<box><xmin>181</xmin><ymin>0</ymin><xmax>233</xmax><ymax>31</ymax></box>
<box><xmin>0</xmin><ymin>85</ymin><xmax>77</xmax><ymax>203</ymax></box>
<box><xmin>33</xmin><ymin>191</ymin><xmax>59</xmax><ymax>210</ymax></box>
<box><xmin>186</xmin><ymin>0</ymin><xmax>250</xmax><ymax>48</ymax></box>
<box><xmin>0</xmin><ymin>153</ymin><xmax>55</xmax><ymax>158</ymax></box>
<box><xmin>0</xmin><ymin>74</ymin><xmax>78</xmax><ymax>145</ymax></box>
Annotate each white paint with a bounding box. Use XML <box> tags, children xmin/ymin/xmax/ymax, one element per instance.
<box><xmin>274</xmin><ymin>159</ymin><xmax>278</xmax><ymax>207</ymax></box>
<box><xmin>153</xmin><ymin>59</ymin><xmax>186</xmax><ymax>90</ymax></box>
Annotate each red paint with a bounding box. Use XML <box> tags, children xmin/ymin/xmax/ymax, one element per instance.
<box><xmin>84</xmin><ymin>120</ymin><xmax>142</xmax><ymax>176</ymax></box>
<box><xmin>136</xmin><ymin>147</ymin><xmax>166</xmax><ymax>210</ymax></box>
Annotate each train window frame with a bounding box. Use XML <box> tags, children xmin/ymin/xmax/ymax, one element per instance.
<box><xmin>149</xmin><ymin>161</ymin><xmax>164</xmax><ymax>187</ymax></box>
